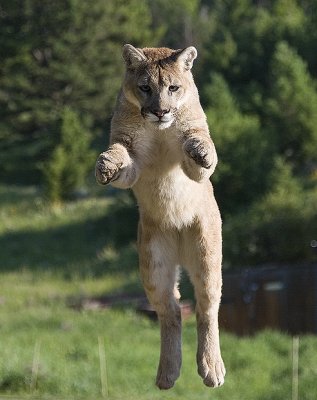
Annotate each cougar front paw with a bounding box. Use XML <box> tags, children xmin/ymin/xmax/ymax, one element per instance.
<box><xmin>183</xmin><ymin>137</ymin><xmax>214</xmax><ymax>169</ymax></box>
<box><xmin>95</xmin><ymin>153</ymin><xmax>122</xmax><ymax>185</ymax></box>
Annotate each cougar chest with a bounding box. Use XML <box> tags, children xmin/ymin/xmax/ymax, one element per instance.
<box><xmin>133</xmin><ymin>128</ymin><xmax>199</xmax><ymax>228</ymax></box>
<box><xmin>148</xmin><ymin>130</ymin><xmax>181</xmax><ymax>171</ymax></box>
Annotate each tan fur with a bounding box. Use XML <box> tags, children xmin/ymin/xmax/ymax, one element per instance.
<box><xmin>95</xmin><ymin>44</ymin><xmax>225</xmax><ymax>390</ymax></box>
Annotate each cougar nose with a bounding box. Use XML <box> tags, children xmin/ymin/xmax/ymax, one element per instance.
<box><xmin>152</xmin><ymin>109</ymin><xmax>170</xmax><ymax>118</ymax></box>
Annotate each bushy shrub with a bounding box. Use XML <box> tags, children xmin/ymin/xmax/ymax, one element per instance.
<box><xmin>223</xmin><ymin>159</ymin><xmax>317</xmax><ymax>267</ymax></box>
<box><xmin>43</xmin><ymin>107</ymin><xmax>95</xmax><ymax>203</ymax></box>
<box><xmin>205</xmin><ymin>73</ymin><xmax>274</xmax><ymax>215</ymax></box>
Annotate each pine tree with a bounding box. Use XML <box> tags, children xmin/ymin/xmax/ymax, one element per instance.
<box><xmin>224</xmin><ymin>159</ymin><xmax>317</xmax><ymax>266</ymax></box>
<box><xmin>43</xmin><ymin>107</ymin><xmax>95</xmax><ymax>203</ymax></box>
<box><xmin>205</xmin><ymin>73</ymin><xmax>273</xmax><ymax>215</ymax></box>
<box><xmin>0</xmin><ymin>0</ymin><xmax>160</xmax><ymax>184</ymax></box>
<box><xmin>266</xmin><ymin>41</ymin><xmax>317</xmax><ymax>168</ymax></box>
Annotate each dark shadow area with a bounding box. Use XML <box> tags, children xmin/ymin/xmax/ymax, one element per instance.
<box><xmin>0</xmin><ymin>185</ymin><xmax>40</xmax><ymax>207</ymax></box>
<box><xmin>0</xmin><ymin>195</ymin><xmax>139</xmax><ymax>278</ymax></box>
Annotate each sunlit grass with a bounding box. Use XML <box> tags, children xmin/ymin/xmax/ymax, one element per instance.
<box><xmin>1</xmin><ymin>289</ymin><xmax>317</xmax><ymax>400</ymax></box>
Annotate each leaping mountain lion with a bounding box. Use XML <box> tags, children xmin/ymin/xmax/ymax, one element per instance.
<box><xmin>95</xmin><ymin>44</ymin><xmax>226</xmax><ymax>390</ymax></box>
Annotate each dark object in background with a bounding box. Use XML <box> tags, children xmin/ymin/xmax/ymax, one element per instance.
<box><xmin>220</xmin><ymin>263</ymin><xmax>317</xmax><ymax>335</ymax></box>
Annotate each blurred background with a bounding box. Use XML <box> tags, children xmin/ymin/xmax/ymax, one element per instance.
<box><xmin>0</xmin><ymin>1</ymin><xmax>316</xmax><ymax>399</ymax></box>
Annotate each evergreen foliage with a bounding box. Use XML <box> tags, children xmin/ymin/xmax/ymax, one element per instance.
<box><xmin>205</xmin><ymin>73</ymin><xmax>274</xmax><ymax>214</ymax></box>
<box><xmin>267</xmin><ymin>41</ymin><xmax>317</xmax><ymax>167</ymax></box>
<box><xmin>43</xmin><ymin>107</ymin><xmax>95</xmax><ymax>203</ymax></box>
<box><xmin>224</xmin><ymin>160</ymin><xmax>317</xmax><ymax>266</ymax></box>
<box><xmin>0</xmin><ymin>0</ymin><xmax>159</xmax><ymax>183</ymax></box>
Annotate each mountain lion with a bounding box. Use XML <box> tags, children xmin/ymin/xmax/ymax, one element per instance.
<box><xmin>95</xmin><ymin>44</ymin><xmax>225</xmax><ymax>390</ymax></box>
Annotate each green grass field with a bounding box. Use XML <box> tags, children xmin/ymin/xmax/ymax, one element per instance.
<box><xmin>0</xmin><ymin>185</ymin><xmax>316</xmax><ymax>400</ymax></box>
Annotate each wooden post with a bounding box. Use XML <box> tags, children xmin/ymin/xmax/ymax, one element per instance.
<box><xmin>292</xmin><ymin>336</ymin><xmax>299</xmax><ymax>400</ymax></box>
<box><xmin>98</xmin><ymin>336</ymin><xmax>109</xmax><ymax>399</ymax></box>
<box><xmin>30</xmin><ymin>339</ymin><xmax>41</xmax><ymax>393</ymax></box>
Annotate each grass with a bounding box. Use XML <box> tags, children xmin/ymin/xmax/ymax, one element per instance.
<box><xmin>0</xmin><ymin>184</ymin><xmax>317</xmax><ymax>399</ymax></box>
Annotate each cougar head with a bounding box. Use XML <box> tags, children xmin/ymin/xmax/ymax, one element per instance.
<box><xmin>122</xmin><ymin>44</ymin><xmax>197</xmax><ymax>130</ymax></box>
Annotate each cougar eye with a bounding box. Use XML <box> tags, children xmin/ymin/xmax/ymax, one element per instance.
<box><xmin>139</xmin><ymin>85</ymin><xmax>151</xmax><ymax>92</ymax></box>
<box><xmin>169</xmin><ymin>85</ymin><xmax>179</xmax><ymax>92</ymax></box>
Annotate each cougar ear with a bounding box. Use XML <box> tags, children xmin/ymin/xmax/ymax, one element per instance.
<box><xmin>175</xmin><ymin>46</ymin><xmax>197</xmax><ymax>71</ymax></box>
<box><xmin>123</xmin><ymin>44</ymin><xmax>147</xmax><ymax>69</ymax></box>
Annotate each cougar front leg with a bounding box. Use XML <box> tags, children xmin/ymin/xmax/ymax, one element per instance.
<box><xmin>182</xmin><ymin>221</ymin><xmax>225</xmax><ymax>388</ymax></box>
<box><xmin>182</xmin><ymin>135</ymin><xmax>217</xmax><ymax>182</ymax></box>
<box><xmin>138</xmin><ymin>224</ymin><xmax>182</xmax><ymax>390</ymax></box>
<box><xmin>95</xmin><ymin>143</ymin><xmax>139</xmax><ymax>189</ymax></box>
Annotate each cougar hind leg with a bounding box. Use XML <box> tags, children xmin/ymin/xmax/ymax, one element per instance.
<box><xmin>138</xmin><ymin>224</ymin><xmax>182</xmax><ymax>390</ymax></box>
<box><xmin>180</xmin><ymin>218</ymin><xmax>226</xmax><ymax>388</ymax></box>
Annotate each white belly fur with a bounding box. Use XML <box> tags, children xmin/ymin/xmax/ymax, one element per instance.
<box><xmin>132</xmin><ymin>129</ymin><xmax>208</xmax><ymax>229</ymax></box>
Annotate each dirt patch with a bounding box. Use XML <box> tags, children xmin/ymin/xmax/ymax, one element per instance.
<box><xmin>69</xmin><ymin>292</ymin><xmax>193</xmax><ymax>320</ymax></box>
